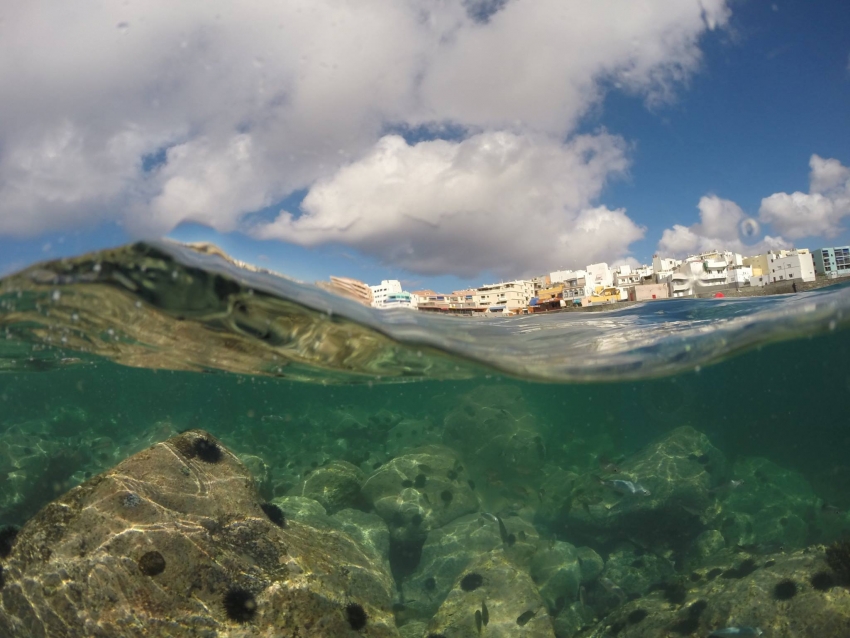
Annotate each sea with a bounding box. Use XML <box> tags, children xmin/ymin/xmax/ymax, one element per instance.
<box><xmin>1</xmin><ymin>239</ymin><xmax>849</xmax><ymax>637</ymax></box>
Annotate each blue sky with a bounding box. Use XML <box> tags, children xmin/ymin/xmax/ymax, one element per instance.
<box><xmin>0</xmin><ymin>0</ymin><xmax>848</xmax><ymax>292</ymax></box>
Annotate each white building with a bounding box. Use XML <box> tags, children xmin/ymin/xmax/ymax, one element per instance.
<box><xmin>477</xmin><ymin>280</ymin><xmax>535</xmax><ymax>313</ymax></box>
<box><xmin>585</xmin><ymin>263</ymin><xmax>614</xmax><ymax>289</ymax></box>
<box><xmin>550</xmin><ymin>268</ymin><xmax>582</xmax><ymax>284</ymax></box>
<box><xmin>370</xmin><ymin>280</ymin><xmax>403</xmax><ymax>307</ymax></box>
<box><xmin>766</xmin><ymin>249</ymin><xmax>815</xmax><ymax>283</ymax></box>
<box><xmin>727</xmin><ymin>265</ymin><xmax>753</xmax><ymax>287</ymax></box>
<box><xmin>664</xmin><ymin>252</ymin><xmax>729</xmax><ymax>297</ymax></box>
<box><xmin>652</xmin><ymin>255</ymin><xmax>682</xmax><ymax>281</ymax></box>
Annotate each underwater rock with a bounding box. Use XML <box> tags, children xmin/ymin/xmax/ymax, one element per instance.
<box><xmin>530</xmin><ymin>541</ymin><xmax>582</xmax><ymax>612</ymax></box>
<box><xmin>273</xmin><ymin>494</ymin><xmax>333</xmax><ymax>526</ymax></box>
<box><xmin>0</xmin><ymin>429</ymin><xmax>399</xmax><ymax>638</ymax></box>
<box><xmin>362</xmin><ymin>446</ymin><xmax>479</xmax><ymax>542</ymax></box>
<box><xmin>551</xmin><ymin>600</ymin><xmax>595</xmax><ymax>638</ymax></box>
<box><xmin>427</xmin><ymin>551</ymin><xmax>556</xmax><ymax>638</ymax></box>
<box><xmin>557</xmin><ymin>426</ymin><xmax>723</xmax><ymax>547</ymax></box>
<box><xmin>335</xmin><ymin>508</ymin><xmax>392</xmax><ymax>573</ymax></box>
<box><xmin>270</xmin><ymin>495</ymin><xmax>392</xmax><ymax>572</ymax></box>
<box><xmin>576</xmin><ymin>546</ymin><xmax>605</xmax><ymax>584</ymax></box>
<box><xmin>688</xmin><ymin>529</ymin><xmax>727</xmax><ymax>565</ymax></box>
<box><xmin>719</xmin><ymin>456</ymin><xmax>818</xmax><ymax>550</ymax></box>
<box><xmin>442</xmin><ymin>385</ymin><xmax>545</xmax><ymax>485</ymax></box>
<box><xmin>397</xmin><ymin>620</ymin><xmax>429</xmax><ymax>637</ymax></box>
<box><xmin>580</xmin><ymin>548</ymin><xmax>850</xmax><ymax>637</ymax></box>
<box><xmin>404</xmin><ymin>512</ymin><xmax>543</xmax><ymax>623</ymax></box>
<box><xmin>238</xmin><ymin>452</ymin><xmax>272</xmax><ymax>499</ymax></box>
<box><xmin>385</xmin><ymin>418</ymin><xmax>442</xmax><ymax>457</ymax></box>
<box><xmin>289</xmin><ymin>459</ymin><xmax>365</xmax><ymax>514</ymax></box>
<box><xmin>600</xmin><ymin>544</ymin><xmax>676</xmax><ymax>599</ymax></box>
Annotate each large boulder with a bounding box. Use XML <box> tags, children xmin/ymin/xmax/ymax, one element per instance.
<box><xmin>0</xmin><ymin>429</ymin><xmax>399</xmax><ymax>638</ymax></box>
<box><xmin>427</xmin><ymin>551</ymin><xmax>556</xmax><ymax>638</ymax></box>
<box><xmin>718</xmin><ymin>456</ymin><xmax>819</xmax><ymax>551</ymax></box>
<box><xmin>288</xmin><ymin>459</ymin><xmax>366</xmax><ymax>513</ymax></box>
<box><xmin>362</xmin><ymin>446</ymin><xmax>479</xmax><ymax>542</ymax></box>
<box><xmin>557</xmin><ymin>426</ymin><xmax>725</xmax><ymax>547</ymax></box>
<box><xmin>580</xmin><ymin>548</ymin><xmax>850</xmax><ymax>638</ymax></box>
<box><xmin>403</xmin><ymin>513</ymin><xmax>540</xmax><ymax>622</ymax></box>
<box><xmin>442</xmin><ymin>386</ymin><xmax>545</xmax><ymax>483</ymax></box>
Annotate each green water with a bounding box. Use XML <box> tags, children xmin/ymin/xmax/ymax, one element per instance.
<box><xmin>2</xmin><ymin>326</ymin><xmax>848</xmax><ymax>535</ymax></box>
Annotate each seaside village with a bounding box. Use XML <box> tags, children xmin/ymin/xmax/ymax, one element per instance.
<box><xmin>324</xmin><ymin>245</ymin><xmax>850</xmax><ymax>315</ymax></box>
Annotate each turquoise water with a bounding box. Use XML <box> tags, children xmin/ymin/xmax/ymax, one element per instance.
<box><xmin>1</xmin><ymin>242</ymin><xmax>850</xmax><ymax>637</ymax></box>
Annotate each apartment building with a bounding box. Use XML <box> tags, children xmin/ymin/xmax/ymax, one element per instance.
<box><xmin>766</xmin><ymin>249</ymin><xmax>815</xmax><ymax>283</ymax></box>
<box><xmin>477</xmin><ymin>280</ymin><xmax>535</xmax><ymax>313</ymax></box>
<box><xmin>813</xmin><ymin>246</ymin><xmax>850</xmax><ymax>278</ymax></box>
<box><xmin>369</xmin><ymin>280</ymin><xmax>403</xmax><ymax>307</ymax></box>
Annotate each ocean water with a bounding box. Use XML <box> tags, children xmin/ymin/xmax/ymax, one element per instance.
<box><xmin>1</xmin><ymin>241</ymin><xmax>850</xmax><ymax>637</ymax></box>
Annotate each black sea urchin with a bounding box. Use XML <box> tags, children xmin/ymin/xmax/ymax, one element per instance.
<box><xmin>773</xmin><ymin>579</ymin><xmax>798</xmax><ymax>600</ymax></box>
<box><xmin>810</xmin><ymin>571</ymin><xmax>835</xmax><ymax>591</ymax></box>
<box><xmin>223</xmin><ymin>588</ymin><xmax>257</xmax><ymax>623</ymax></box>
<box><xmin>460</xmin><ymin>572</ymin><xmax>484</xmax><ymax>591</ymax></box>
<box><xmin>138</xmin><ymin>551</ymin><xmax>166</xmax><ymax>576</ymax></box>
<box><xmin>345</xmin><ymin>602</ymin><xmax>368</xmax><ymax>630</ymax></box>
<box><xmin>260</xmin><ymin>502</ymin><xmax>286</xmax><ymax>528</ymax></box>
<box><xmin>194</xmin><ymin>437</ymin><xmax>222</xmax><ymax>463</ymax></box>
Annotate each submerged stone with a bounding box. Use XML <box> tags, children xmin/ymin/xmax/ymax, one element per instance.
<box><xmin>0</xmin><ymin>430</ymin><xmax>400</xmax><ymax>638</ymax></box>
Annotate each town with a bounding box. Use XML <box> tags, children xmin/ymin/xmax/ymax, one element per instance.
<box><xmin>323</xmin><ymin>245</ymin><xmax>850</xmax><ymax>315</ymax></box>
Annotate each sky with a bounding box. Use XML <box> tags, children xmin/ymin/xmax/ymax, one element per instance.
<box><xmin>0</xmin><ymin>0</ymin><xmax>848</xmax><ymax>292</ymax></box>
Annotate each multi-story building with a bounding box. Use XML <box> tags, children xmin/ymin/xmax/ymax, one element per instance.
<box><xmin>476</xmin><ymin>280</ymin><xmax>535</xmax><ymax>314</ymax></box>
<box><xmin>530</xmin><ymin>274</ymin><xmax>551</xmax><ymax>295</ymax></box>
<box><xmin>813</xmin><ymin>246</ymin><xmax>850</xmax><ymax>278</ymax></box>
<box><xmin>766</xmin><ymin>249</ymin><xmax>815</xmax><ymax>283</ymax></box>
<box><xmin>318</xmin><ymin>276</ymin><xmax>374</xmax><ymax>306</ymax></box>
<box><xmin>413</xmin><ymin>290</ymin><xmax>484</xmax><ymax>314</ymax></box>
<box><xmin>370</xmin><ymin>280</ymin><xmax>403</xmax><ymax>307</ymax></box>
<box><xmin>560</xmin><ymin>272</ymin><xmax>590</xmax><ymax>302</ymax></box>
<box><xmin>585</xmin><ymin>262</ymin><xmax>614</xmax><ymax>288</ymax></box>
<box><xmin>652</xmin><ymin>255</ymin><xmax>682</xmax><ymax>281</ymax></box>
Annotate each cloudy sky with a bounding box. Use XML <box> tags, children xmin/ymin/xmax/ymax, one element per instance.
<box><xmin>0</xmin><ymin>0</ymin><xmax>848</xmax><ymax>291</ymax></box>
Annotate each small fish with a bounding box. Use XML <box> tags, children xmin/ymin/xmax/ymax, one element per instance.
<box><xmin>598</xmin><ymin>455</ymin><xmax>620</xmax><ymax>474</ymax></box>
<box><xmin>481</xmin><ymin>601</ymin><xmax>489</xmax><ymax>626</ymax></box>
<box><xmin>708</xmin><ymin>628</ymin><xmax>763</xmax><ymax>637</ymax></box>
<box><xmin>475</xmin><ymin>609</ymin><xmax>482</xmax><ymax>633</ymax></box>
<box><xmin>538</xmin><ymin>488</ymin><xmax>545</xmax><ymax>502</ymax></box>
<box><xmin>595</xmin><ymin>476</ymin><xmax>651</xmax><ymax>496</ymax></box>
<box><xmin>578</xmin><ymin>585</ymin><xmax>587</xmax><ymax>609</ymax></box>
<box><xmin>821</xmin><ymin>502</ymin><xmax>841</xmax><ymax>517</ymax></box>
<box><xmin>516</xmin><ymin>609</ymin><xmax>536</xmax><ymax>626</ymax></box>
<box><xmin>599</xmin><ymin>577</ymin><xmax>627</xmax><ymax>603</ymax></box>
<box><xmin>709</xmin><ymin>479</ymin><xmax>744</xmax><ymax>495</ymax></box>
<box><xmin>481</xmin><ymin>512</ymin><xmax>511</xmax><ymax>544</ymax></box>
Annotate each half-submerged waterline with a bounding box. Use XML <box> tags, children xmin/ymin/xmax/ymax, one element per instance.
<box><xmin>0</xmin><ymin>242</ymin><xmax>849</xmax><ymax>637</ymax></box>
<box><xmin>1</xmin><ymin>239</ymin><xmax>849</xmax><ymax>383</ymax></box>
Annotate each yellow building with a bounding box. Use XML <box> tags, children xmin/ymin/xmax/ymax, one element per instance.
<box><xmin>743</xmin><ymin>254</ymin><xmax>769</xmax><ymax>277</ymax></box>
<box><xmin>582</xmin><ymin>286</ymin><xmax>620</xmax><ymax>306</ymax></box>
<box><xmin>537</xmin><ymin>283</ymin><xmax>565</xmax><ymax>302</ymax></box>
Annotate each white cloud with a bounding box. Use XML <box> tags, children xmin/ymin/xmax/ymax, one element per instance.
<box><xmin>253</xmin><ymin>131</ymin><xmax>643</xmax><ymax>277</ymax></box>
<box><xmin>758</xmin><ymin>155</ymin><xmax>850</xmax><ymax>240</ymax></box>
<box><xmin>658</xmin><ymin>195</ymin><xmax>788</xmax><ymax>257</ymax></box>
<box><xmin>0</xmin><ymin>0</ymin><xmax>731</xmax><ymax>275</ymax></box>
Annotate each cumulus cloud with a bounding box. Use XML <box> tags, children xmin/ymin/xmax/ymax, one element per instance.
<box><xmin>758</xmin><ymin>155</ymin><xmax>850</xmax><ymax>239</ymax></box>
<box><xmin>0</xmin><ymin>0</ymin><xmax>730</xmax><ymax>275</ymax></box>
<box><xmin>253</xmin><ymin>131</ymin><xmax>643</xmax><ymax>277</ymax></box>
<box><xmin>658</xmin><ymin>195</ymin><xmax>787</xmax><ymax>257</ymax></box>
